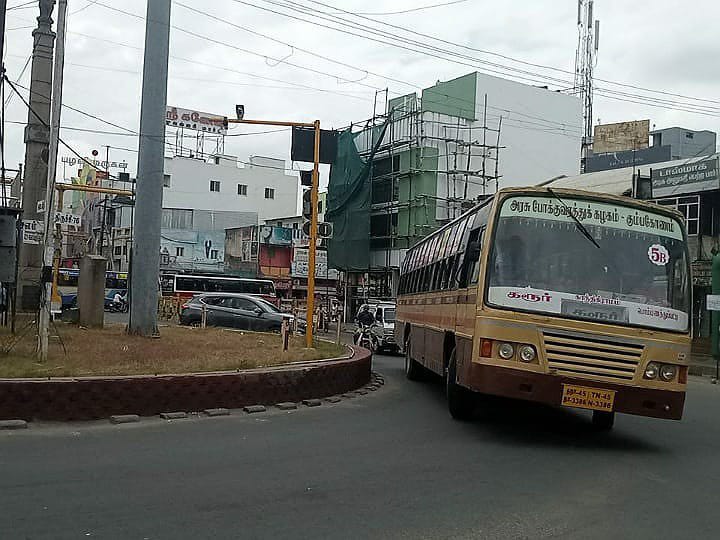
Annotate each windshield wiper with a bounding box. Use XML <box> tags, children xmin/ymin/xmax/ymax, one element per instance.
<box><xmin>547</xmin><ymin>188</ymin><xmax>600</xmax><ymax>250</ymax></box>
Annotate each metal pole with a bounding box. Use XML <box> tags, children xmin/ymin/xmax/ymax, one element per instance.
<box><xmin>129</xmin><ymin>0</ymin><xmax>171</xmax><ymax>337</ymax></box>
<box><xmin>38</xmin><ymin>0</ymin><xmax>67</xmax><ymax>361</ymax></box>
<box><xmin>305</xmin><ymin>120</ymin><xmax>320</xmax><ymax>348</ymax></box>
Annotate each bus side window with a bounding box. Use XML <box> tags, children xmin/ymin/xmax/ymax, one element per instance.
<box><xmin>470</xmin><ymin>228</ymin><xmax>486</xmax><ymax>285</ymax></box>
<box><xmin>459</xmin><ymin>228</ymin><xmax>482</xmax><ymax>289</ymax></box>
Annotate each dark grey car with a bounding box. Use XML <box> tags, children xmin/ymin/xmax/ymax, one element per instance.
<box><xmin>179</xmin><ymin>293</ymin><xmax>303</xmax><ymax>332</ymax></box>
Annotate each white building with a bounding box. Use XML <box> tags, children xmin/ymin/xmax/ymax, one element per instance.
<box><xmin>163</xmin><ymin>155</ymin><xmax>299</xmax><ymax>222</ymax></box>
<box><xmin>111</xmin><ymin>154</ymin><xmax>300</xmax><ymax>272</ymax></box>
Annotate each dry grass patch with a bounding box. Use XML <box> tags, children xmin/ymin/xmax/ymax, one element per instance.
<box><xmin>0</xmin><ymin>324</ymin><xmax>346</xmax><ymax>378</ymax></box>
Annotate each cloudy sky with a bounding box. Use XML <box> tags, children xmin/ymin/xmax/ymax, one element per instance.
<box><xmin>3</xmin><ymin>0</ymin><xmax>720</xmax><ymax>187</ymax></box>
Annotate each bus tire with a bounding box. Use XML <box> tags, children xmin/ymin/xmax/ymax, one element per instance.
<box><xmin>592</xmin><ymin>411</ymin><xmax>615</xmax><ymax>430</ymax></box>
<box><xmin>446</xmin><ymin>349</ymin><xmax>474</xmax><ymax>421</ymax></box>
<box><xmin>405</xmin><ymin>340</ymin><xmax>423</xmax><ymax>381</ymax></box>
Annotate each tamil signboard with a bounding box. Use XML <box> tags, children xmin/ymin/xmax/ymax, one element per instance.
<box><xmin>55</xmin><ymin>212</ymin><xmax>81</xmax><ymax>227</ymax></box>
<box><xmin>651</xmin><ymin>158</ymin><xmax>719</xmax><ymax>197</ymax></box>
<box><xmin>706</xmin><ymin>295</ymin><xmax>720</xmax><ymax>311</ymax></box>
<box><xmin>21</xmin><ymin>219</ymin><xmax>44</xmax><ymax>245</ymax></box>
<box><xmin>165</xmin><ymin>106</ymin><xmax>228</xmax><ymax>135</ymax></box>
<box><xmin>291</xmin><ymin>248</ymin><xmax>339</xmax><ymax>279</ymax></box>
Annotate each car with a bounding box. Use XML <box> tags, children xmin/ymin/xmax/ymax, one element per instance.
<box><xmin>355</xmin><ymin>301</ymin><xmax>398</xmax><ymax>354</ymax></box>
<box><xmin>179</xmin><ymin>293</ymin><xmax>305</xmax><ymax>333</ymax></box>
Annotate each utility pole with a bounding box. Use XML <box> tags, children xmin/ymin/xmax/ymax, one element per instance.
<box><xmin>38</xmin><ymin>0</ymin><xmax>67</xmax><ymax>361</ymax></box>
<box><xmin>128</xmin><ymin>0</ymin><xmax>171</xmax><ymax>337</ymax></box>
<box><xmin>18</xmin><ymin>0</ymin><xmax>56</xmax><ymax>311</ymax></box>
<box><xmin>574</xmin><ymin>0</ymin><xmax>599</xmax><ymax>172</ymax></box>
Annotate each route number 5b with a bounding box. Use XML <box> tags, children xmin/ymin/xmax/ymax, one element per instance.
<box><xmin>648</xmin><ymin>244</ymin><xmax>670</xmax><ymax>266</ymax></box>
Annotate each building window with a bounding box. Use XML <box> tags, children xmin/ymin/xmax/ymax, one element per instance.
<box><xmin>175</xmin><ymin>247</ymin><xmax>184</xmax><ymax>257</ymax></box>
<box><xmin>161</xmin><ymin>208</ymin><xmax>193</xmax><ymax>229</ymax></box>
<box><xmin>163</xmin><ymin>174</ymin><xmax>171</xmax><ymax>188</ymax></box>
<box><xmin>686</xmin><ymin>132</ymin><xmax>694</xmax><ymax>139</ymax></box>
<box><xmin>114</xmin><ymin>246</ymin><xmax>122</xmax><ymax>256</ymax></box>
<box><xmin>264</xmin><ymin>187</ymin><xmax>275</xmax><ymax>199</ymax></box>
<box><xmin>210</xmin><ymin>249</ymin><xmax>219</xmax><ymax>260</ymax></box>
<box><xmin>210</xmin><ymin>180</ymin><xmax>221</xmax><ymax>192</ymax></box>
<box><xmin>651</xmin><ymin>195</ymin><xmax>700</xmax><ymax>235</ymax></box>
<box><xmin>123</xmin><ymin>245</ymin><xmax>128</xmax><ymax>255</ymax></box>
<box><xmin>292</xmin><ymin>222</ymin><xmax>298</xmax><ymax>229</ymax></box>
<box><xmin>237</xmin><ymin>184</ymin><xmax>248</xmax><ymax>196</ymax></box>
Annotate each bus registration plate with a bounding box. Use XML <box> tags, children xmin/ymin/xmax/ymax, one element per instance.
<box><xmin>561</xmin><ymin>385</ymin><xmax>616</xmax><ymax>412</ymax></box>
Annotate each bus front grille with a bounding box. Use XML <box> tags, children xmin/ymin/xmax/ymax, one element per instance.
<box><xmin>543</xmin><ymin>331</ymin><xmax>644</xmax><ymax>381</ymax></box>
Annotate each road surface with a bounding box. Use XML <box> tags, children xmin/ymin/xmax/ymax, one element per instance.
<box><xmin>2</xmin><ymin>352</ymin><xmax>719</xmax><ymax>539</ymax></box>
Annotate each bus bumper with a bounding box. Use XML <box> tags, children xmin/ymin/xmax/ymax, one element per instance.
<box><xmin>462</xmin><ymin>363</ymin><xmax>685</xmax><ymax>420</ymax></box>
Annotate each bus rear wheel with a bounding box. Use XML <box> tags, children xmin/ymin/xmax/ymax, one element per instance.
<box><xmin>405</xmin><ymin>340</ymin><xmax>423</xmax><ymax>381</ymax></box>
<box><xmin>446</xmin><ymin>349</ymin><xmax>475</xmax><ymax>421</ymax></box>
<box><xmin>592</xmin><ymin>411</ymin><xmax>615</xmax><ymax>430</ymax></box>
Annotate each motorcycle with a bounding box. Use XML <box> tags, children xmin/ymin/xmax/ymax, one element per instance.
<box><xmin>107</xmin><ymin>298</ymin><xmax>128</xmax><ymax>313</ymax></box>
<box><xmin>354</xmin><ymin>323</ymin><xmax>378</xmax><ymax>352</ymax></box>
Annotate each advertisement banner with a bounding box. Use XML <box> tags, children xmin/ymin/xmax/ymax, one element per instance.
<box><xmin>259</xmin><ymin>226</ymin><xmax>293</xmax><ymax>246</ymax></box>
<box><xmin>165</xmin><ymin>106</ymin><xmax>228</xmax><ymax>135</ymax></box>
<box><xmin>651</xmin><ymin>158</ymin><xmax>719</xmax><ymax>197</ymax></box>
<box><xmin>292</xmin><ymin>248</ymin><xmax>339</xmax><ymax>279</ymax></box>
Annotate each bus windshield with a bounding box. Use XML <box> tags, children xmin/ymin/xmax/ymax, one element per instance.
<box><xmin>487</xmin><ymin>195</ymin><xmax>690</xmax><ymax>332</ymax></box>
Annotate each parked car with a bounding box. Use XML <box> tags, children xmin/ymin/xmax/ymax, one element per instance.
<box><xmin>355</xmin><ymin>301</ymin><xmax>398</xmax><ymax>354</ymax></box>
<box><xmin>179</xmin><ymin>293</ymin><xmax>305</xmax><ymax>333</ymax></box>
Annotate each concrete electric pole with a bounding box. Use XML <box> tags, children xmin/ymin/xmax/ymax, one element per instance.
<box><xmin>18</xmin><ymin>0</ymin><xmax>56</xmax><ymax>310</ymax></box>
<box><xmin>128</xmin><ymin>0</ymin><xmax>171</xmax><ymax>337</ymax></box>
<box><xmin>38</xmin><ymin>0</ymin><xmax>67</xmax><ymax>361</ymax></box>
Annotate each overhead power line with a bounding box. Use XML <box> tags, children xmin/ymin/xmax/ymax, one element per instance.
<box><xmin>342</xmin><ymin>0</ymin><xmax>470</xmax><ymax>16</ymax></box>
<box><xmin>245</xmin><ymin>0</ymin><xmax>720</xmax><ymax>116</ymax></box>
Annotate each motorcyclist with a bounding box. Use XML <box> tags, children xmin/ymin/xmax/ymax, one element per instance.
<box><xmin>357</xmin><ymin>305</ymin><xmax>375</xmax><ymax>327</ymax></box>
<box><xmin>354</xmin><ymin>305</ymin><xmax>376</xmax><ymax>347</ymax></box>
<box><xmin>112</xmin><ymin>290</ymin><xmax>127</xmax><ymax>312</ymax></box>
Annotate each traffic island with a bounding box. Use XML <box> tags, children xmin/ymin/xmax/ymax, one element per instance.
<box><xmin>0</xmin><ymin>324</ymin><xmax>371</xmax><ymax>421</ymax></box>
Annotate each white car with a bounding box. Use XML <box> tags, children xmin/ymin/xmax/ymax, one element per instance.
<box><xmin>355</xmin><ymin>302</ymin><xmax>398</xmax><ymax>354</ymax></box>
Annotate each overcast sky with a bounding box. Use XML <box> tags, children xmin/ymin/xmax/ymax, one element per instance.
<box><xmin>4</xmin><ymin>0</ymin><xmax>720</xmax><ymax>187</ymax></box>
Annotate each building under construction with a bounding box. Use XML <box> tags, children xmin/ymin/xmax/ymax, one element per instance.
<box><xmin>326</xmin><ymin>71</ymin><xmax>582</xmax><ymax>316</ymax></box>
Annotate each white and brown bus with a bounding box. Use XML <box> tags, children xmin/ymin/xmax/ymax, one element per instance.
<box><xmin>397</xmin><ymin>187</ymin><xmax>691</xmax><ymax>429</ymax></box>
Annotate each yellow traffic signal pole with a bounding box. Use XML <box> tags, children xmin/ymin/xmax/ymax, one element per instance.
<box><xmin>227</xmin><ymin>117</ymin><xmax>321</xmax><ymax>348</ymax></box>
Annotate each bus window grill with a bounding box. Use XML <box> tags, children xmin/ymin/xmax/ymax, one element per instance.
<box><xmin>543</xmin><ymin>331</ymin><xmax>644</xmax><ymax>381</ymax></box>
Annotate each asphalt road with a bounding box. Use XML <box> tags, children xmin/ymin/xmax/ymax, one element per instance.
<box><xmin>2</xmin><ymin>353</ymin><xmax>720</xmax><ymax>540</ymax></box>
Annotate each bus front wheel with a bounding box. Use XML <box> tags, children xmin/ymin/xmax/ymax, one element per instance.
<box><xmin>592</xmin><ymin>411</ymin><xmax>615</xmax><ymax>430</ymax></box>
<box><xmin>446</xmin><ymin>349</ymin><xmax>474</xmax><ymax>421</ymax></box>
<box><xmin>405</xmin><ymin>340</ymin><xmax>423</xmax><ymax>381</ymax></box>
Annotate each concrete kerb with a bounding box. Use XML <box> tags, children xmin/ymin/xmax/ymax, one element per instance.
<box><xmin>0</xmin><ymin>345</ymin><xmax>372</xmax><ymax>422</ymax></box>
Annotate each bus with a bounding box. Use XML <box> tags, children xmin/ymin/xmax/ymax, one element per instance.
<box><xmin>172</xmin><ymin>274</ymin><xmax>277</xmax><ymax>305</ymax></box>
<box><xmin>397</xmin><ymin>187</ymin><xmax>691</xmax><ymax>429</ymax></box>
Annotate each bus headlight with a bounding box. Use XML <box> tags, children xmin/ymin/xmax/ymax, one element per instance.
<box><xmin>498</xmin><ymin>342</ymin><xmax>514</xmax><ymax>359</ymax></box>
<box><xmin>644</xmin><ymin>362</ymin><xmax>660</xmax><ymax>380</ymax></box>
<box><xmin>519</xmin><ymin>345</ymin><xmax>536</xmax><ymax>363</ymax></box>
<box><xmin>660</xmin><ymin>364</ymin><xmax>677</xmax><ymax>382</ymax></box>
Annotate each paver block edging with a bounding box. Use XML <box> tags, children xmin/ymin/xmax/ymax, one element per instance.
<box><xmin>0</xmin><ymin>346</ymin><xmax>371</xmax><ymax>422</ymax></box>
